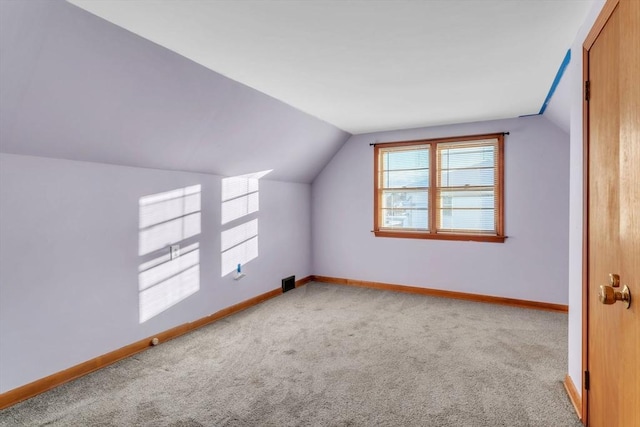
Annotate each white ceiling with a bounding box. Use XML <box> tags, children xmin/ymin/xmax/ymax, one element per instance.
<box><xmin>68</xmin><ymin>0</ymin><xmax>593</xmax><ymax>134</ymax></box>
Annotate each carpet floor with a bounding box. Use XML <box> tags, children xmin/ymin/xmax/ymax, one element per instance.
<box><xmin>0</xmin><ymin>282</ymin><xmax>581</xmax><ymax>426</ymax></box>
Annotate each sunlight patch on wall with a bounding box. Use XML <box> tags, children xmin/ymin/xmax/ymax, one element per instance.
<box><xmin>139</xmin><ymin>185</ymin><xmax>201</xmax><ymax>256</ymax></box>
<box><xmin>221</xmin><ymin>170</ymin><xmax>272</xmax><ymax>225</ymax></box>
<box><xmin>220</xmin><ymin>171</ymin><xmax>271</xmax><ymax>277</ymax></box>
<box><xmin>221</xmin><ymin>219</ymin><xmax>258</xmax><ymax>277</ymax></box>
<box><xmin>139</xmin><ymin>244</ymin><xmax>200</xmax><ymax>323</ymax></box>
<box><xmin>221</xmin><ymin>191</ymin><xmax>258</xmax><ymax>225</ymax></box>
<box><xmin>138</xmin><ymin>185</ymin><xmax>201</xmax><ymax>323</ymax></box>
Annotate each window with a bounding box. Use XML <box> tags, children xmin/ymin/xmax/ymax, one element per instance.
<box><xmin>374</xmin><ymin>133</ymin><xmax>505</xmax><ymax>242</ymax></box>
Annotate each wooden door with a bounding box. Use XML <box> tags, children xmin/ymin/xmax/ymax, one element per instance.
<box><xmin>585</xmin><ymin>0</ymin><xmax>639</xmax><ymax>426</ymax></box>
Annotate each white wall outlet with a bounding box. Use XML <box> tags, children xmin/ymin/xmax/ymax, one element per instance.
<box><xmin>170</xmin><ymin>244</ymin><xmax>180</xmax><ymax>260</ymax></box>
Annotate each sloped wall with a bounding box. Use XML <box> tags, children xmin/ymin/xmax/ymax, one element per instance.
<box><xmin>0</xmin><ymin>0</ymin><xmax>349</xmax><ymax>183</ymax></box>
<box><xmin>312</xmin><ymin>115</ymin><xmax>570</xmax><ymax>305</ymax></box>
<box><xmin>0</xmin><ymin>0</ymin><xmax>346</xmax><ymax>394</ymax></box>
<box><xmin>0</xmin><ymin>153</ymin><xmax>312</xmax><ymax>393</ymax></box>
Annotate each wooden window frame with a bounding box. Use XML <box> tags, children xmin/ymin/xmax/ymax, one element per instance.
<box><xmin>373</xmin><ymin>133</ymin><xmax>505</xmax><ymax>243</ymax></box>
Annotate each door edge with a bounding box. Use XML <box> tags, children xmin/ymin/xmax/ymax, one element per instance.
<box><xmin>581</xmin><ymin>1</ymin><xmax>620</xmax><ymax>425</ymax></box>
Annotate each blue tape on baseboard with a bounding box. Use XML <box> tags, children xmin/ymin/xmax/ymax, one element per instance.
<box><xmin>539</xmin><ymin>49</ymin><xmax>571</xmax><ymax>115</ymax></box>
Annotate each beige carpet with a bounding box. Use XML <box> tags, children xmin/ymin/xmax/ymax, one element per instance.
<box><xmin>0</xmin><ymin>282</ymin><xmax>581</xmax><ymax>426</ymax></box>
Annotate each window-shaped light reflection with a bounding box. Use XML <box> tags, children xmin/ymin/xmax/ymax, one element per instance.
<box><xmin>221</xmin><ymin>170</ymin><xmax>271</xmax><ymax>225</ymax></box>
<box><xmin>221</xmin><ymin>191</ymin><xmax>259</xmax><ymax>225</ymax></box>
<box><xmin>221</xmin><ymin>219</ymin><xmax>258</xmax><ymax>277</ymax></box>
<box><xmin>139</xmin><ymin>185</ymin><xmax>201</xmax><ymax>256</ymax></box>
<box><xmin>138</xmin><ymin>243</ymin><xmax>200</xmax><ymax>323</ymax></box>
<box><xmin>138</xmin><ymin>185</ymin><xmax>201</xmax><ymax>323</ymax></box>
<box><xmin>220</xmin><ymin>171</ymin><xmax>270</xmax><ymax>277</ymax></box>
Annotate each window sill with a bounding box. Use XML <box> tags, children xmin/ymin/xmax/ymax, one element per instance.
<box><xmin>373</xmin><ymin>230</ymin><xmax>506</xmax><ymax>243</ymax></box>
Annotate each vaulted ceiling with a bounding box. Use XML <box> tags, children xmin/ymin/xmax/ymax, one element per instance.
<box><xmin>0</xmin><ymin>0</ymin><xmax>349</xmax><ymax>183</ymax></box>
<box><xmin>1</xmin><ymin>0</ymin><xmax>592</xmax><ymax>183</ymax></box>
<box><xmin>68</xmin><ymin>0</ymin><xmax>593</xmax><ymax>133</ymax></box>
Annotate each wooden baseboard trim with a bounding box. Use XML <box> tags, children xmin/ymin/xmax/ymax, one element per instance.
<box><xmin>295</xmin><ymin>275</ymin><xmax>313</xmax><ymax>287</ymax></box>
<box><xmin>311</xmin><ymin>275</ymin><xmax>569</xmax><ymax>313</ymax></box>
<box><xmin>563</xmin><ymin>374</ymin><xmax>583</xmax><ymax>421</ymax></box>
<box><xmin>0</xmin><ymin>276</ymin><xmax>313</xmax><ymax>410</ymax></box>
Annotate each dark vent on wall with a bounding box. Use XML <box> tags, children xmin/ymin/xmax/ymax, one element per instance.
<box><xmin>282</xmin><ymin>276</ymin><xmax>295</xmax><ymax>293</ymax></box>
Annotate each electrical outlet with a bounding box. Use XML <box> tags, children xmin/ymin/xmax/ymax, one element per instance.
<box><xmin>170</xmin><ymin>244</ymin><xmax>180</xmax><ymax>260</ymax></box>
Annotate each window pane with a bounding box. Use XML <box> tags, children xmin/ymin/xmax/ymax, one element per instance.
<box><xmin>438</xmin><ymin>209</ymin><xmax>495</xmax><ymax>232</ymax></box>
<box><xmin>382</xmin><ymin>169</ymin><xmax>429</xmax><ymax>188</ymax></box>
<box><xmin>381</xmin><ymin>208</ymin><xmax>428</xmax><ymax>230</ymax></box>
<box><xmin>439</xmin><ymin>142</ymin><xmax>496</xmax><ymax>188</ymax></box>
<box><xmin>383</xmin><ymin>148</ymin><xmax>429</xmax><ymax>171</ymax></box>
<box><xmin>439</xmin><ymin>143</ymin><xmax>495</xmax><ymax>169</ymax></box>
<box><xmin>437</xmin><ymin>140</ymin><xmax>497</xmax><ymax>233</ymax></box>
<box><xmin>382</xmin><ymin>190</ymin><xmax>428</xmax><ymax>209</ymax></box>
<box><xmin>439</xmin><ymin>190</ymin><xmax>494</xmax><ymax>209</ymax></box>
<box><xmin>440</xmin><ymin>168</ymin><xmax>494</xmax><ymax>187</ymax></box>
<box><xmin>438</xmin><ymin>189</ymin><xmax>495</xmax><ymax>232</ymax></box>
<box><xmin>381</xmin><ymin>189</ymin><xmax>428</xmax><ymax>230</ymax></box>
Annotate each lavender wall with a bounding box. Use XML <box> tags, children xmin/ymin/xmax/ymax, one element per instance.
<box><xmin>0</xmin><ymin>153</ymin><xmax>311</xmax><ymax>393</ymax></box>
<box><xmin>543</xmin><ymin>57</ymin><xmax>572</xmax><ymax>134</ymax></box>
<box><xmin>312</xmin><ymin>115</ymin><xmax>569</xmax><ymax>304</ymax></box>
<box><xmin>0</xmin><ymin>0</ymin><xmax>349</xmax><ymax>184</ymax></box>
<box><xmin>0</xmin><ymin>0</ymin><xmax>338</xmax><ymax>393</ymax></box>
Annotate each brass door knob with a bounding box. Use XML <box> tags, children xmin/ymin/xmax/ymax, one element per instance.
<box><xmin>599</xmin><ymin>284</ymin><xmax>631</xmax><ymax>309</ymax></box>
<box><xmin>609</xmin><ymin>273</ymin><xmax>620</xmax><ymax>287</ymax></box>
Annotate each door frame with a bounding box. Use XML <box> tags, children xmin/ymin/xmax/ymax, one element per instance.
<box><xmin>581</xmin><ymin>0</ymin><xmax>619</xmax><ymax>425</ymax></box>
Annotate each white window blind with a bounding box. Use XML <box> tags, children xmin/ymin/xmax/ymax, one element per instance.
<box><xmin>378</xmin><ymin>145</ymin><xmax>429</xmax><ymax>231</ymax></box>
<box><xmin>436</xmin><ymin>139</ymin><xmax>498</xmax><ymax>234</ymax></box>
